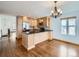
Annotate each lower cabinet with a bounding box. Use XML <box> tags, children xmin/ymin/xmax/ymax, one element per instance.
<box><xmin>22</xmin><ymin>31</ymin><xmax>53</xmax><ymax>50</ymax></box>
<box><xmin>28</xmin><ymin>34</ymin><xmax>35</xmax><ymax>50</ymax></box>
<box><xmin>22</xmin><ymin>33</ymin><xmax>35</xmax><ymax>50</ymax></box>
<box><xmin>34</xmin><ymin>32</ymin><xmax>48</xmax><ymax>44</ymax></box>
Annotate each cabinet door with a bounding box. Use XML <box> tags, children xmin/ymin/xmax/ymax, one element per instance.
<box><xmin>34</xmin><ymin>33</ymin><xmax>40</xmax><ymax>44</ymax></box>
<box><xmin>28</xmin><ymin>34</ymin><xmax>35</xmax><ymax>48</ymax></box>
<box><xmin>37</xmin><ymin>17</ymin><xmax>48</xmax><ymax>28</ymax></box>
<box><xmin>34</xmin><ymin>32</ymin><xmax>48</xmax><ymax>44</ymax></box>
<box><xmin>22</xmin><ymin>34</ymin><xmax>28</xmax><ymax>48</ymax></box>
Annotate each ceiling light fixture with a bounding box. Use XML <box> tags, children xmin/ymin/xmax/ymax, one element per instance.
<box><xmin>50</xmin><ymin>1</ymin><xmax>62</xmax><ymax>18</ymax></box>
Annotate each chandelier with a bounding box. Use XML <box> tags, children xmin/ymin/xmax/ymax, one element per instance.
<box><xmin>50</xmin><ymin>1</ymin><xmax>62</xmax><ymax>18</ymax></box>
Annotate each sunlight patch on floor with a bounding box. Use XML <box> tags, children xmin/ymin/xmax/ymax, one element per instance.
<box><xmin>10</xmin><ymin>32</ymin><xmax>16</xmax><ymax>42</ymax></box>
<box><xmin>58</xmin><ymin>45</ymin><xmax>77</xmax><ymax>57</ymax></box>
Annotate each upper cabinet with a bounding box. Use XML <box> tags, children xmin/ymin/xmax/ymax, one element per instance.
<box><xmin>22</xmin><ymin>16</ymin><xmax>51</xmax><ymax>30</ymax></box>
<box><xmin>22</xmin><ymin>16</ymin><xmax>37</xmax><ymax>29</ymax></box>
<box><xmin>36</xmin><ymin>16</ymin><xmax>50</xmax><ymax>30</ymax></box>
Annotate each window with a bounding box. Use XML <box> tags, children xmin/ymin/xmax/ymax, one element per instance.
<box><xmin>61</xmin><ymin>17</ymin><xmax>76</xmax><ymax>36</ymax></box>
<box><xmin>23</xmin><ymin>22</ymin><xmax>30</xmax><ymax>30</ymax></box>
<box><xmin>61</xmin><ymin>19</ymin><xmax>67</xmax><ymax>35</ymax></box>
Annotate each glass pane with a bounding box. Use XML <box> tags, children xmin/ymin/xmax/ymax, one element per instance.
<box><xmin>69</xmin><ymin>19</ymin><xmax>75</xmax><ymax>25</ymax></box>
<box><xmin>23</xmin><ymin>22</ymin><xmax>26</xmax><ymax>29</ymax></box>
<box><xmin>61</xmin><ymin>20</ymin><xmax>67</xmax><ymax>26</ymax></box>
<box><xmin>26</xmin><ymin>23</ymin><xmax>30</xmax><ymax>29</ymax></box>
<box><xmin>61</xmin><ymin>27</ymin><xmax>67</xmax><ymax>35</ymax></box>
<box><xmin>69</xmin><ymin>27</ymin><xmax>75</xmax><ymax>35</ymax></box>
<box><xmin>23</xmin><ymin>22</ymin><xmax>30</xmax><ymax>29</ymax></box>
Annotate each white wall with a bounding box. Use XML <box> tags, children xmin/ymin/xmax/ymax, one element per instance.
<box><xmin>51</xmin><ymin>2</ymin><xmax>79</xmax><ymax>44</ymax></box>
<box><xmin>0</xmin><ymin>15</ymin><xmax>16</xmax><ymax>36</ymax></box>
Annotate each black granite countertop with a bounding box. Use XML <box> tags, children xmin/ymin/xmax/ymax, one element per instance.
<box><xmin>23</xmin><ymin>29</ymin><xmax>53</xmax><ymax>34</ymax></box>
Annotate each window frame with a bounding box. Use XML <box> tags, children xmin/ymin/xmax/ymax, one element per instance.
<box><xmin>60</xmin><ymin>16</ymin><xmax>76</xmax><ymax>36</ymax></box>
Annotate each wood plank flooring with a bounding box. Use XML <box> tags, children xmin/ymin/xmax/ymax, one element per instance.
<box><xmin>0</xmin><ymin>32</ymin><xmax>79</xmax><ymax>57</ymax></box>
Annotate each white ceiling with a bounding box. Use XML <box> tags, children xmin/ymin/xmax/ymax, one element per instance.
<box><xmin>0</xmin><ymin>1</ymin><xmax>79</xmax><ymax>18</ymax></box>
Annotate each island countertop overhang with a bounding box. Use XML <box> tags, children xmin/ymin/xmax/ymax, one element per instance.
<box><xmin>23</xmin><ymin>30</ymin><xmax>53</xmax><ymax>35</ymax></box>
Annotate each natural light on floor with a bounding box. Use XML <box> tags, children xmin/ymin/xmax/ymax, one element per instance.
<box><xmin>59</xmin><ymin>45</ymin><xmax>77</xmax><ymax>57</ymax></box>
<box><xmin>10</xmin><ymin>32</ymin><xmax>16</xmax><ymax>42</ymax></box>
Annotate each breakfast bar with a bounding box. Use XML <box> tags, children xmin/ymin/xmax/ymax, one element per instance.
<box><xmin>22</xmin><ymin>30</ymin><xmax>53</xmax><ymax>50</ymax></box>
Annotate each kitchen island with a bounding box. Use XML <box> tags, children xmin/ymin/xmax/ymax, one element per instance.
<box><xmin>22</xmin><ymin>30</ymin><xmax>53</xmax><ymax>50</ymax></box>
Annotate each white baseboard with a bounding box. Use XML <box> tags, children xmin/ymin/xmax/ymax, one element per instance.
<box><xmin>53</xmin><ymin>37</ymin><xmax>79</xmax><ymax>45</ymax></box>
<box><xmin>27</xmin><ymin>45</ymin><xmax>35</xmax><ymax>50</ymax></box>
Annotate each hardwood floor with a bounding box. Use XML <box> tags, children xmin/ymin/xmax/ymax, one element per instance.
<box><xmin>0</xmin><ymin>32</ymin><xmax>79</xmax><ymax>57</ymax></box>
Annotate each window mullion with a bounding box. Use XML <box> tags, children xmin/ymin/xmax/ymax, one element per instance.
<box><xmin>67</xmin><ymin>20</ymin><xmax>69</xmax><ymax>35</ymax></box>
